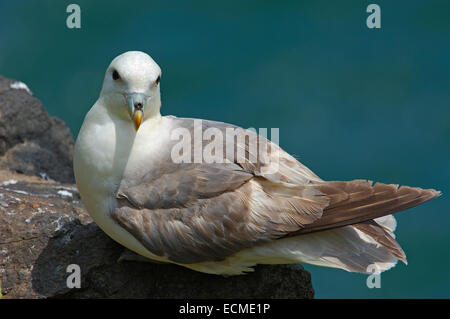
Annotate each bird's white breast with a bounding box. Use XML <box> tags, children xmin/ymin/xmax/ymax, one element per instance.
<box><xmin>73</xmin><ymin>101</ymin><xmax>171</xmax><ymax>261</ymax></box>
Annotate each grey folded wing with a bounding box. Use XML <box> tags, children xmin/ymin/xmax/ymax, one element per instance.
<box><xmin>111</xmin><ymin>118</ymin><xmax>329</xmax><ymax>264</ymax></box>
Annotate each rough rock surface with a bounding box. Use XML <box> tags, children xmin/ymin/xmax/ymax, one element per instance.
<box><xmin>0</xmin><ymin>75</ymin><xmax>74</xmax><ymax>184</ymax></box>
<box><xmin>0</xmin><ymin>75</ymin><xmax>314</xmax><ymax>299</ymax></box>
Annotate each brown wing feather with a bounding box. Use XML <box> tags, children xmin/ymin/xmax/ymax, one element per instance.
<box><xmin>289</xmin><ymin>180</ymin><xmax>440</xmax><ymax>236</ymax></box>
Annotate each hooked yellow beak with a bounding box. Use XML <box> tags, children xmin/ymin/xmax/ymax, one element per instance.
<box><xmin>125</xmin><ymin>92</ymin><xmax>148</xmax><ymax>131</ymax></box>
<box><xmin>133</xmin><ymin>110</ymin><xmax>143</xmax><ymax>131</ymax></box>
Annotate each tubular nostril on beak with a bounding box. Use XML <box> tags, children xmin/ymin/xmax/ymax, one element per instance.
<box><xmin>134</xmin><ymin>102</ymin><xmax>143</xmax><ymax>110</ymax></box>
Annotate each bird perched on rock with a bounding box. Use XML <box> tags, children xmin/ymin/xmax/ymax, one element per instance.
<box><xmin>73</xmin><ymin>51</ymin><xmax>440</xmax><ymax>275</ymax></box>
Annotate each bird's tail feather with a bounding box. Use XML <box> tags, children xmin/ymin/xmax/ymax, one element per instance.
<box><xmin>353</xmin><ymin>218</ymin><xmax>406</xmax><ymax>264</ymax></box>
<box><xmin>238</xmin><ymin>217</ymin><xmax>402</xmax><ymax>274</ymax></box>
<box><xmin>269</xmin><ymin>180</ymin><xmax>440</xmax><ymax>273</ymax></box>
<box><xmin>266</xmin><ymin>180</ymin><xmax>440</xmax><ymax>272</ymax></box>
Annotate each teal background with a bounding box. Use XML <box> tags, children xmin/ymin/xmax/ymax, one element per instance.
<box><xmin>0</xmin><ymin>0</ymin><xmax>448</xmax><ymax>298</ymax></box>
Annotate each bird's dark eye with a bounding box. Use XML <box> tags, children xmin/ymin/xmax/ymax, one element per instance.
<box><xmin>112</xmin><ymin>70</ymin><xmax>120</xmax><ymax>81</ymax></box>
<box><xmin>155</xmin><ymin>75</ymin><xmax>161</xmax><ymax>86</ymax></box>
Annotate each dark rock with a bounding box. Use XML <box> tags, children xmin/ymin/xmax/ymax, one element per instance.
<box><xmin>0</xmin><ymin>75</ymin><xmax>74</xmax><ymax>183</ymax></box>
<box><xmin>0</xmin><ymin>75</ymin><xmax>314</xmax><ymax>299</ymax></box>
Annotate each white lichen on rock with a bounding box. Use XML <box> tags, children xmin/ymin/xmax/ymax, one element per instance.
<box><xmin>57</xmin><ymin>190</ymin><xmax>73</xmax><ymax>198</ymax></box>
<box><xmin>0</xmin><ymin>179</ymin><xmax>18</xmax><ymax>186</ymax></box>
<box><xmin>10</xmin><ymin>81</ymin><xmax>32</xmax><ymax>95</ymax></box>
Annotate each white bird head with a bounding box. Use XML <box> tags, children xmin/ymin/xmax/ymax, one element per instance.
<box><xmin>100</xmin><ymin>51</ymin><xmax>162</xmax><ymax>130</ymax></box>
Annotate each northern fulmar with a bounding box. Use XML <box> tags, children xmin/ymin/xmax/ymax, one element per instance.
<box><xmin>73</xmin><ymin>51</ymin><xmax>440</xmax><ymax>275</ymax></box>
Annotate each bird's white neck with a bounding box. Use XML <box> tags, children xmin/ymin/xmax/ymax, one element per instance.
<box><xmin>73</xmin><ymin>100</ymin><xmax>164</xmax><ymax>215</ymax></box>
